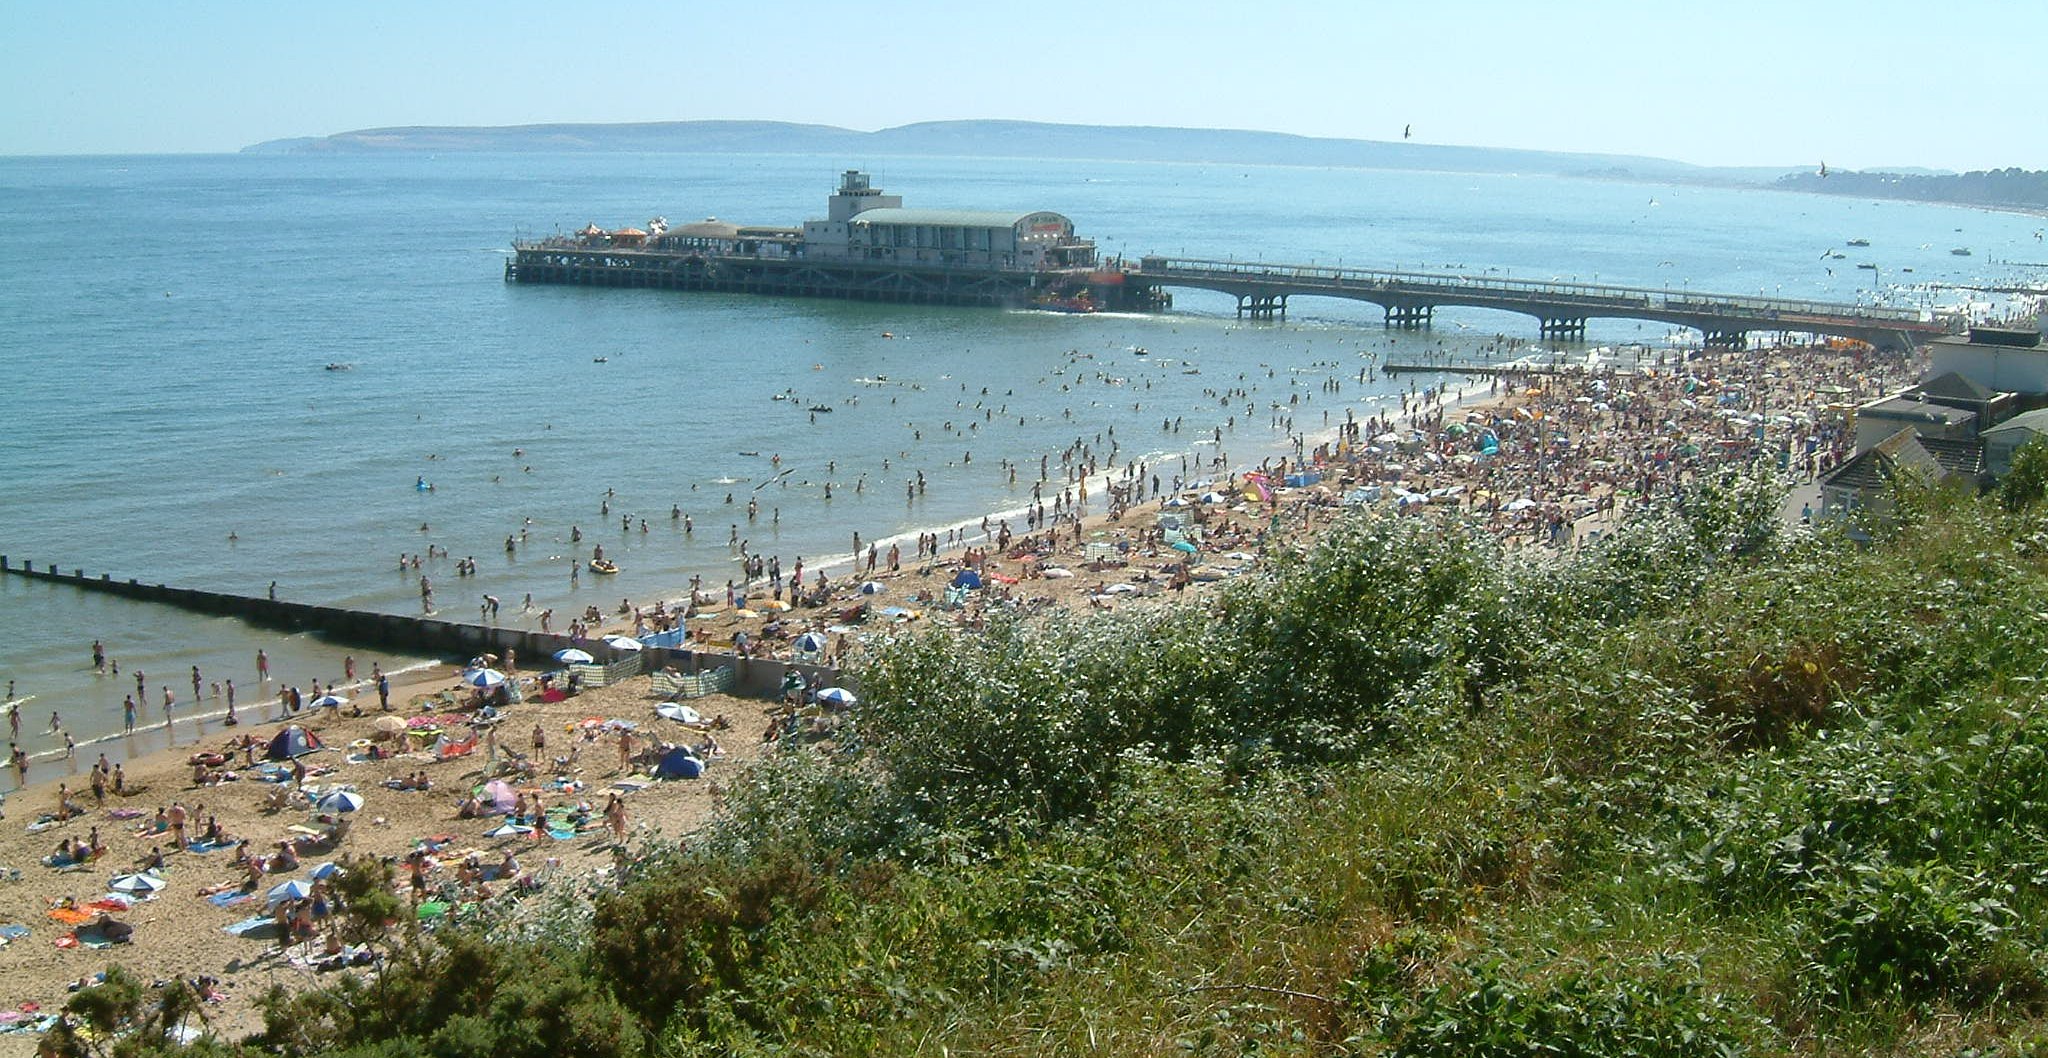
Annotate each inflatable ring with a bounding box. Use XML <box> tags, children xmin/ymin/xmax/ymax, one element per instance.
<box><xmin>351</xmin><ymin>739</ymin><xmax>373</xmax><ymax>750</ymax></box>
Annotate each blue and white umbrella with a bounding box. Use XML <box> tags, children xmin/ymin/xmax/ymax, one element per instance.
<box><xmin>465</xmin><ymin>669</ymin><xmax>507</xmax><ymax>689</ymax></box>
<box><xmin>601</xmin><ymin>634</ymin><xmax>643</xmax><ymax>652</ymax></box>
<box><xmin>316</xmin><ymin>789</ymin><xmax>365</xmax><ymax>814</ymax></box>
<box><xmin>794</xmin><ymin>631</ymin><xmax>828</xmax><ymax>653</ymax></box>
<box><xmin>309</xmin><ymin>694</ymin><xmax>348</xmax><ymax>709</ymax></box>
<box><xmin>266</xmin><ymin>878</ymin><xmax>316</xmax><ymax>904</ymax></box>
<box><xmin>110</xmin><ymin>871</ymin><xmax>167</xmax><ymax>894</ymax></box>
<box><xmin>815</xmin><ymin>687</ymin><xmax>858</xmax><ymax>708</ymax></box>
<box><xmin>308</xmin><ymin>861</ymin><xmax>344</xmax><ymax>880</ymax></box>
<box><xmin>485</xmin><ymin>822</ymin><xmax>534</xmax><ymax>838</ymax></box>
<box><xmin>857</xmin><ymin>581</ymin><xmax>887</xmax><ymax>595</ymax></box>
<box><xmin>553</xmin><ymin>648</ymin><xmax>595</xmax><ymax>664</ymax></box>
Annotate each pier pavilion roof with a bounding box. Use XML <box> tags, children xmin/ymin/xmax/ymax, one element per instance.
<box><xmin>848</xmin><ymin>208</ymin><xmax>1052</xmax><ymax>229</ymax></box>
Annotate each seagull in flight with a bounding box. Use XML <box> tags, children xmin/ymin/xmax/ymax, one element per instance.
<box><xmin>1403</xmin><ymin>124</ymin><xmax>1412</xmax><ymax>140</ymax></box>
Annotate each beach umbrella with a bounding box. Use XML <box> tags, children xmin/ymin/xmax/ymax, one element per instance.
<box><xmin>266</xmin><ymin>879</ymin><xmax>315</xmax><ymax>904</ymax></box>
<box><xmin>553</xmin><ymin>648</ymin><xmax>595</xmax><ymax>664</ymax></box>
<box><xmin>815</xmin><ymin>687</ymin><xmax>858</xmax><ymax>708</ymax></box>
<box><xmin>760</xmin><ymin>599</ymin><xmax>791</xmax><ymax>612</ymax></box>
<box><xmin>656</xmin><ymin>703</ymin><xmax>704</xmax><ymax>724</ymax></box>
<box><xmin>309</xmin><ymin>694</ymin><xmax>348</xmax><ymax>709</ymax></box>
<box><xmin>308</xmin><ymin>861</ymin><xmax>344</xmax><ymax>881</ymax></box>
<box><xmin>465</xmin><ymin>668</ymin><xmax>506</xmax><ymax>688</ymax></box>
<box><xmin>316</xmin><ymin>789</ymin><xmax>365</xmax><ymax>814</ymax></box>
<box><xmin>110</xmin><ymin>872</ymin><xmax>166</xmax><ymax>894</ymax></box>
<box><xmin>794</xmin><ymin>631</ymin><xmax>828</xmax><ymax>653</ymax></box>
<box><xmin>1200</xmin><ymin>491</ymin><xmax>1227</xmax><ymax>504</ymax></box>
<box><xmin>485</xmin><ymin>822</ymin><xmax>534</xmax><ymax>838</ymax></box>
<box><xmin>372</xmin><ymin>715</ymin><xmax>407</xmax><ymax>735</ymax></box>
<box><xmin>602</xmin><ymin>634</ymin><xmax>643</xmax><ymax>652</ymax></box>
<box><xmin>857</xmin><ymin>581</ymin><xmax>886</xmax><ymax>595</ymax></box>
<box><xmin>1170</xmin><ymin>540</ymin><xmax>1199</xmax><ymax>554</ymax></box>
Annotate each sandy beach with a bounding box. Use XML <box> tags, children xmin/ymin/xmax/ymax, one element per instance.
<box><xmin>0</xmin><ymin>337</ymin><xmax>1925</xmax><ymax>1047</ymax></box>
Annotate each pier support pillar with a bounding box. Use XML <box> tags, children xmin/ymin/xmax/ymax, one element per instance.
<box><xmin>1386</xmin><ymin>304</ymin><xmax>1434</xmax><ymax>329</ymax></box>
<box><xmin>1235</xmin><ymin>293</ymin><xmax>1287</xmax><ymax>320</ymax></box>
<box><xmin>1538</xmin><ymin>317</ymin><xmax>1587</xmax><ymax>342</ymax></box>
<box><xmin>1702</xmin><ymin>329</ymin><xmax>1748</xmax><ymax>349</ymax></box>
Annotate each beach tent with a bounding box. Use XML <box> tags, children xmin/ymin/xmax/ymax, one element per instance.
<box><xmin>482</xmin><ymin>779</ymin><xmax>518</xmax><ymax>813</ymax></box>
<box><xmin>265</xmin><ymin>725</ymin><xmax>324</xmax><ymax>761</ymax></box>
<box><xmin>654</xmin><ymin>747</ymin><xmax>703</xmax><ymax>780</ymax></box>
<box><xmin>950</xmin><ymin>569</ymin><xmax>982</xmax><ymax>590</ymax></box>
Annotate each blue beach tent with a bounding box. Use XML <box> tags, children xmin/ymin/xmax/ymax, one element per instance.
<box><xmin>654</xmin><ymin>747</ymin><xmax>703</xmax><ymax>780</ymax></box>
<box><xmin>950</xmin><ymin>569</ymin><xmax>982</xmax><ymax>590</ymax></box>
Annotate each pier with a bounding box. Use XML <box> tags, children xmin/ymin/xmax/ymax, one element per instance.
<box><xmin>1126</xmin><ymin>257</ymin><xmax>1953</xmax><ymax>353</ymax></box>
<box><xmin>0</xmin><ymin>556</ymin><xmax>832</xmax><ymax>700</ymax></box>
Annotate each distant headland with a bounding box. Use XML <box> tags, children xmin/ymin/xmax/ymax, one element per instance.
<box><xmin>242</xmin><ymin>118</ymin><xmax>1800</xmax><ymax>184</ymax></box>
<box><xmin>242</xmin><ymin>119</ymin><xmax>2047</xmax><ymax>211</ymax></box>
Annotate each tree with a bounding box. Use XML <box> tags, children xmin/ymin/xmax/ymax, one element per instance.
<box><xmin>1999</xmin><ymin>436</ymin><xmax>2048</xmax><ymax>512</ymax></box>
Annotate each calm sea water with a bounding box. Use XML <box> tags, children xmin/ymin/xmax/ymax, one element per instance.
<box><xmin>0</xmin><ymin>151</ymin><xmax>2041</xmax><ymax>778</ymax></box>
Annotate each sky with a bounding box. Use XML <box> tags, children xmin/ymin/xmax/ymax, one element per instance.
<box><xmin>3</xmin><ymin>0</ymin><xmax>2041</xmax><ymax>172</ymax></box>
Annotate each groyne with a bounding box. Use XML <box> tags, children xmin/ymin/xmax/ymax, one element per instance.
<box><xmin>0</xmin><ymin>556</ymin><xmax>836</xmax><ymax>699</ymax></box>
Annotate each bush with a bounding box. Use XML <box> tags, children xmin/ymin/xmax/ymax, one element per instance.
<box><xmin>1793</xmin><ymin>864</ymin><xmax>2033</xmax><ymax>1010</ymax></box>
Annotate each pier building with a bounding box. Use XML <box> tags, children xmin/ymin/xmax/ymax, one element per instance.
<box><xmin>510</xmin><ymin>170</ymin><xmax>1133</xmax><ymax>309</ymax></box>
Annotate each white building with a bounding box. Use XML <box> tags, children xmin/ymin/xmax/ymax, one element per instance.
<box><xmin>799</xmin><ymin>170</ymin><xmax>1094</xmax><ymax>270</ymax></box>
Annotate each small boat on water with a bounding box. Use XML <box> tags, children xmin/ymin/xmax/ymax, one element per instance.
<box><xmin>1951</xmin><ymin>247</ymin><xmax>1973</xmax><ymax>256</ymax></box>
<box><xmin>1033</xmin><ymin>293</ymin><xmax>1098</xmax><ymax>314</ymax></box>
<box><xmin>324</xmin><ymin>363</ymin><xmax>352</xmax><ymax>371</ymax></box>
<box><xmin>807</xmin><ymin>405</ymin><xmax>834</xmax><ymax>413</ymax></box>
<box><xmin>1847</xmin><ymin>238</ymin><xmax>1870</xmax><ymax>247</ymax></box>
<box><xmin>588</xmin><ymin>559</ymin><xmax>619</xmax><ymax>575</ymax></box>
<box><xmin>1856</xmin><ymin>262</ymin><xmax>1878</xmax><ymax>270</ymax></box>
<box><xmin>593</xmin><ymin>356</ymin><xmax>610</xmax><ymax>363</ymax></box>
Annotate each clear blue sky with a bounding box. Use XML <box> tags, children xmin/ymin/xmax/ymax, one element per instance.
<box><xmin>3</xmin><ymin>0</ymin><xmax>2039</xmax><ymax>171</ymax></box>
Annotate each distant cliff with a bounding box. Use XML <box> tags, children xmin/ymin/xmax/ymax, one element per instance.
<box><xmin>242</xmin><ymin>118</ymin><xmax>1799</xmax><ymax>184</ymax></box>
<box><xmin>1776</xmin><ymin>167</ymin><xmax>2048</xmax><ymax>213</ymax></box>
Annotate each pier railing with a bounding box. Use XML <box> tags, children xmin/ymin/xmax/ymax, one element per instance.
<box><xmin>1141</xmin><ymin>257</ymin><xmax>1936</xmax><ymax>324</ymax></box>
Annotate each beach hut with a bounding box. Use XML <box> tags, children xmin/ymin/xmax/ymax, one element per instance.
<box><xmin>265</xmin><ymin>725</ymin><xmax>324</xmax><ymax>761</ymax></box>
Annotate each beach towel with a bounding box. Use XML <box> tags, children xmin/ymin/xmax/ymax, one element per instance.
<box><xmin>0</xmin><ymin>925</ymin><xmax>29</xmax><ymax>941</ymax></box>
<box><xmin>46</xmin><ymin>907</ymin><xmax>92</xmax><ymax>926</ymax></box>
<box><xmin>222</xmin><ymin>915</ymin><xmax>275</xmax><ymax>937</ymax></box>
<box><xmin>185</xmin><ymin>840</ymin><xmax>232</xmax><ymax>854</ymax></box>
<box><xmin>206</xmin><ymin>891</ymin><xmax>255</xmax><ymax>910</ymax></box>
<box><xmin>106</xmin><ymin>808</ymin><xmax>143</xmax><ymax>820</ymax></box>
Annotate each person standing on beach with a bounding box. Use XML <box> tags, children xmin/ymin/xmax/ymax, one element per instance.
<box><xmin>191</xmin><ymin>666</ymin><xmax>202</xmax><ymax>707</ymax></box>
<box><xmin>10</xmin><ymin>743</ymin><xmax>26</xmax><ymax>787</ymax></box>
<box><xmin>225</xmin><ymin>679</ymin><xmax>236</xmax><ymax>724</ymax></box>
<box><xmin>162</xmin><ymin>686</ymin><xmax>175</xmax><ymax>741</ymax></box>
<box><xmin>377</xmin><ymin>672</ymin><xmax>390</xmax><ymax>712</ymax></box>
<box><xmin>122</xmin><ymin>695</ymin><xmax>136</xmax><ymax>734</ymax></box>
<box><xmin>256</xmin><ymin>650</ymin><xmax>269</xmax><ymax>683</ymax></box>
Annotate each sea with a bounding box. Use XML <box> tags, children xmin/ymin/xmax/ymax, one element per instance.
<box><xmin>1</xmin><ymin>150</ymin><xmax>2042</xmax><ymax>784</ymax></box>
